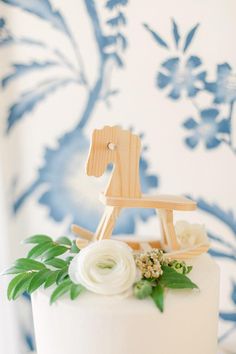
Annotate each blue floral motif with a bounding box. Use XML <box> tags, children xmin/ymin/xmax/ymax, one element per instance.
<box><xmin>0</xmin><ymin>0</ymin><xmax>129</xmax><ymax>132</ymax></box>
<box><xmin>14</xmin><ymin>129</ymin><xmax>158</xmax><ymax>234</ymax></box>
<box><xmin>187</xmin><ymin>197</ymin><xmax>236</xmax><ymax>262</ymax></box>
<box><xmin>205</xmin><ymin>63</ymin><xmax>236</xmax><ymax>104</ymax></box>
<box><xmin>106</xmin><ymin>0</ymin><xmax>128</xmax><ymax>9</ymax></box>
<box><xmin>0</xmin><ymin>18</ymin><xmax>5</xmax><ymax>28</ymax></box>
<box><xmin>1</xmin><ymin>0</ymin><xmax>72</xmax><ymax>37</ymax></box>
<box><xmin>0</xmin><ymin>0</ymin><xmax>159</xmax><ymax>236</ymax></box>
<box><xmin>219</xmin><ymin>282</ymin><xmax>236</xmax><ymax>343</ymax></box>
<box><xmin>157</xmin><ymin>56</ymin><xmax>206</xmax><ymax>100</ymax></box>
<box><xmin>190</xmin><ymin>197</ymin><xmax>236</xmax><ymax>341</ymax></box>
<box><xmin>183</xmin><ymin>108</ymin><xmax>230</xmax><ymax>149</ymax></box>
<box><xmin>144</xmin><ymin>20</ymin><xmax>205</xmax><ymax>102</ymax></box>
<box><xmin>145</xmin><ymin>19</ymin><xmax>236</xmax><ymax>154</ymax></box>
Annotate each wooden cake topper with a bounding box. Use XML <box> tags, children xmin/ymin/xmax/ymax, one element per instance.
<box><xmin>71</xmin><ymin>126</ymin><xmax>209</xmax><ymax>259</ymax></box>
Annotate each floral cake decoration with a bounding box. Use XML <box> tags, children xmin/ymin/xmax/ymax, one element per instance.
<box><xmin>2</xmin><ymin>221</ymin><xmax>208</xmax><ymax>312</ymax></box>
<box><xmin>2</xmin><ymin>126</ymin><xmax>210</xmax><ymax>311</ymax></box>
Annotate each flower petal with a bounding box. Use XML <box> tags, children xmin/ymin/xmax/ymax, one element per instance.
<box><xmin>186</xmin><ymin>56</ymin><xmax>202</xmax><ymax>69</ymax></box>
<box><xmin>162</xmin><ymin>57</ymin><xmax>179</xmax><ymax>73</ymax></box>
<box><xmin>183</xmin><ymin>118</ymin><xmax>198</xmax><ymax>130</ymax></box>
<box><xmin>217</xmin><ymin>63</ymin><xmax>232</xmax><ymax>77</ymax></box>
<box><xmin>187</xmin><ymin>86</ymin><xmax>200</xmax><ymax>97</ymax></box>
<box><xmin>214</xmin><ymin>95</ymin><xmax>226</xmax><ymax>104</ymax></box>
<box><xmin>205</xmin><ymin>82</ymin><xmax>217</xmax><ymax>93</ymax></box>
<box><xmin>157</xmin><ymin>72</ymin><xmax>171</xmax><ymax>88</ymax></box>
<box><xmin>185</xmin><ymin>135</ymin><xmax>199</xmax><ymax>149</ymax></box>
<box><xmin>168</xmin><ymin>86</ymin><xmax>181</xmax><ymax>100</ymax></box>
<box><xmin>68</xmin><ymin>240</ymin><xmax>137</xmax><ymax>296</ymax></box>
<box><xmin>201</xmin><ymin>108</ymin><xmax>219</xmax><ymax>121</ymax></box>
<box><xmin>196</xmin><ymin>71</ymin><xmax>207</xmax><ymax>82</ymax></box>
<box><xmin>205</xmin><ymin>137</ymin><xmax>221</xmax><ymax>149</ymax></box>
<box><xmin>217</xmin><ymin>119</ymin><xmax>230</xmax><ymax>133</ymax></box>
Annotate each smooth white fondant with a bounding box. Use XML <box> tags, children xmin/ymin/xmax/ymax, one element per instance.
<box><xmin>32</xmin><ymin>254</ymin><xmax>220</xmax><ymax>354</ymax></box>
<box><xmin>68</xmin><ymin>239</ymin><xmax>137</xmax><ymax>295</ymax></box>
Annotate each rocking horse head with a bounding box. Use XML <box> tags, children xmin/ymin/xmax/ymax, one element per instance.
<box><xmin>86</xmin><ymin>126</ymin><xmax>141</xmax><ymax>198</ymax></box>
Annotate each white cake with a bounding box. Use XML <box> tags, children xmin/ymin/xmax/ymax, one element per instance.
<box><xmin>32</xmin><ymin>254</ymin><xmax>219</xmax><ymax>354</ymax></box>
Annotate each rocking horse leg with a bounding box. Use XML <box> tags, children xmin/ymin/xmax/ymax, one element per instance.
<box><xmin>158</xmin><ymin>209</ymin><xmax>180</xmax><ymax>251</ymax></box>
<box><xmin>71</xmin><ymin>224</ymin><xmax>93</xmax><ymax>240</ymax></box>
<box><xmin>156</xmin><ymin>209</ymin><xmax>168</xmax><ymax>249</ymax></box>
<box><xmin>94</xmin><ymin>206</ymin><xmax>121</xmax><ymax>241</ymax></box>
<box><xmin>93</xmin><ymin>210</ymin><xmax>108</xmax><ymax>241</ymax></box>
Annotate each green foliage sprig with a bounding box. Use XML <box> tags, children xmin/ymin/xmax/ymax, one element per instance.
<box><xmin>2</xmin><ymin>236</ymin><xmax>199</xmax><ymax>312</ymax></box>
<box><xmin>133</xmin><ymin>257</ymin><xmax>198</xmax><ymax>312</ymax></box>
<box><xmin>2</xmin><ymin>234</ymin><xmax>84</xmax><ymax>304</ymax></box>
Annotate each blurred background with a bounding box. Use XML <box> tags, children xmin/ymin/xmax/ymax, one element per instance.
<box><xmin>0</xmin><ymin>0</ymin><xmax>235</xmax><ymax>353</ymax></box>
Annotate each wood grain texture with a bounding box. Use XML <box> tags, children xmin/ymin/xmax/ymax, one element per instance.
<box><xmin>159</xmin><ymin>209</ymin><xmax>180</xmax><ymax>251</ymax></box>
<box><xmin>94</xmin><ymin>206</ymin><xmax>121</xmax><ymax>241</ymax></box>
<box><xmin>71</xmin><ymin>224</ymin><xmax>93</xmax><ymax>240</ymax></box>
<box><xmin>86</xmin><ymin>126</ymin><xmax>141</xmax><ymax>198</ymax></box>
<box><xmin>165</xmin><ymin>243</ymin><xmax>210</xmax><ymax>260</ymax></box>
<box><xmin>100</xmin><ymin>193</ymin><xmax>197</xmax><ymax>211</ymax></box>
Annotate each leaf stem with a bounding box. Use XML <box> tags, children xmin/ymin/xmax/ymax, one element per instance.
<box><xmin>219</xmin><ymin>323</ymin><xmax>236</xmax><ymax>343</ymax></box>
<box><xmin>228</xmin><ymin>101</ymin><xmax>235</xmax><ymax>149</ymax></box>
<box><xmin>76</xmin><ymin>0</ymin><xmax>108</xmax><ymax>130</ymax></box>
<box><xmin>69</xmin><ymin>35</ymin><xmax>90</xmax><ymax>89</ymax></box>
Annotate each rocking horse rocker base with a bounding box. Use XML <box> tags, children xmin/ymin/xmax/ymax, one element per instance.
<box><xmin>72</xmin><ymin>126</ymin><xmax>209</xmax><ymax>260</ymax></box>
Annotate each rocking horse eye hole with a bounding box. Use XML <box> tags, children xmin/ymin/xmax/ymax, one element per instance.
<box><xmin>107</xmin><ymin>142</ymin><xmax>117</xmax><ymax>151</ymax></box>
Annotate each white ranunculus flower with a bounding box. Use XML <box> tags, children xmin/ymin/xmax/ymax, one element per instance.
<box><xmin>68</xmin><ymin>239</ymin><xmax>137</xmax><ymax>296</ymax></box>
<box><xmin>175</xmin><ymin>220</ymin><xmax>209</xmax><ymax>249</ymax></box>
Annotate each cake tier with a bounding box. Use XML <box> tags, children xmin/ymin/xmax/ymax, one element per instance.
<box><xmin>32</xmin><ymin>254</ymin><xmax>219</xmax><ymax>354</ymax></box>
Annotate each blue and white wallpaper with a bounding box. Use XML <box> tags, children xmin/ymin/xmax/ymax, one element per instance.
<box><xmin>0</xmin><ymin>1</ymin><xmax>235</xmax><ymax>353</ymax></box>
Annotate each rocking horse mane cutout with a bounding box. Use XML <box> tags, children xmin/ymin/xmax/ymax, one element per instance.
<box><xmin>86</xmin><ymin>126</ymin><xmax>141</xmax><ymax>198</ymax></box>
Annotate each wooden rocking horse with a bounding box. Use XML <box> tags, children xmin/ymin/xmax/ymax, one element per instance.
<box><xmin>71</xmin><ymin>126</ymin><xmax>209</xmax><ymax>260</ymax></box>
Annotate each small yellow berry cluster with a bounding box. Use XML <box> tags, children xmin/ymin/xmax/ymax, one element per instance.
<box><xmin>134</xmin><ymin>249</ymin><xmax>167</xmax><ymax>279</ymax></box>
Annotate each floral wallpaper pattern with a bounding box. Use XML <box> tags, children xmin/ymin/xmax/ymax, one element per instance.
<box><xmin>144</xmin><ymin>20</ymin><xmax>236</xmax><ymax>153</ymax></box>
<box><xmin>0</xmin><ymin>1</ymin><xmax>235</xmax><ymax>353</ymax></box>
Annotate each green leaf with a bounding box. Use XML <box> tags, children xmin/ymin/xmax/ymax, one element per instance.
<box><xmin>27</xmin><ymin>241</ymin><xmax>53</xmax><ymax>259</ymax></box>
<box><xmin>2</xmin><ymin>258</ymin><xmax>45</xmax><ymax>275</ymax></box>
<box><xmin>44</xmin><ymin>270</ymin><xmax>61</xmax><ymax>289</ymax></box>
<box><xmin>65</xmin><ymin>256</ymin><xmax>74</xmax><ymax>263</ymax></box>
<box><xmin>50</xmin><ymin>279</ymin><xmax>73</xmax><ymax>304</ymax></box>
<box><xmin>7</xmin><ymin>273</ymin><xmax>25</xmax><ymax>299</ymax></box>
<box><xmin>160</xmin><ymin>265</ymin><xmax>198</xmax><ymax>289</ymax></box>
<box><xmin>23</xmin><ymin>234</ymin><xmax>52</xmax><ymax>244</ymax></box>
<box><xmin>71</xmin><ymin>240</ymin><xmax>80</xmax><ymax>254</ymax></box>
<box><xmin>133</xmin><ymin>280</ymin><xmax>153</xmax><ymax>299</ymax></box>
<box><xmin>7</xmin><ymin>273</ymin><xmax>29</xmax><ymax>300</ymax></box>
<box><xmin>15</xmin><ymin>258</ymin><xmax>46</xmax><ymax>271</ymax></box>
<box><xmin>42</xmin><ymin>245</ymin><xmax>68</xmax><ymax>261</ymax></box>
<box><xmin>186</xmin><ymin>266</ymin><xmax>193</xmax><ymax>274</ymax></box>
<box><xmin>2</xmin><ymin>258</ymin><xmax>46</xmax><ymax>275</ymax></box>
<box><xmin>45</xmin><ymin>258</ymin><xmax>68</xmax><ymax>269</ymax></box>
<box><xmin>151</xmin><ymin>284</ymin><xmax>164</xmax><ymax>312</ymax></box>
<box><xmin>28</xmin><ymin>269</ymin><xmax>51</xmax><ymax>293</ymax></box>
<box><xmin>56</xmin><ymin>267</ymin><xmax>69</xmax><ymax>284</ymax></box>
<box><xmin>56</xmin><ymin>236</ymin><xmax>72</xmax><ymax>246</ymax></box>
<box><xmin>70</xmin><ymin>284</ymin><xmax>84</xmax><ymax>300</ymax></box>
<box><xmin>2</xmin><ymin>266</ymin><xmax>28</xmax><ymax>275</ymax></box>
<box><xmin>8</xmin><ymin>272</ymin><xmax>34</xmax><ymax>300</ymax></box>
